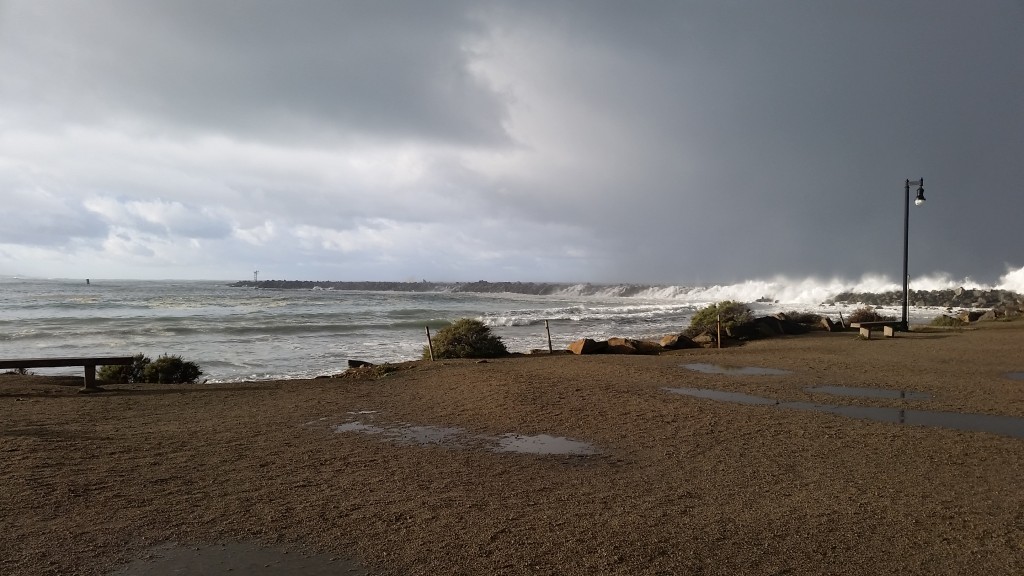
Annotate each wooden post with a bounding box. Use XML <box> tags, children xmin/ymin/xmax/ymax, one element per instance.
<box><xmin>545</xmin><ymin>320</ymin><xmax>553</xmax><ymax>353</ymax></box>
<box><xmin>424</xmin><ymin>326</ymin><xmax>435</xmax><ymax>361</ymax></box>
<box><xmin>716</xmin><ymin>313</ymin><xmax>722</xmax><ymax>349</ymax></box>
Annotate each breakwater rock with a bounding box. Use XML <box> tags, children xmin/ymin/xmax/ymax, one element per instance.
<box><xmin>229</xmin><ymin>280</ymin><xmax>1024</xmax><ymax>313</ymax></box>
<box><xmin>229</xmin><ymin>280</ymin><xmax>656</xmax><ymax>297</ymax></box>
<box><xmin>826</xmin><ymin>287</ymin><xmax>1023</xmax><ymax>310</ymax></box>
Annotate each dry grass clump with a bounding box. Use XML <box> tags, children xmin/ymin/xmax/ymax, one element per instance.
<box><xmin>847</xmin><ymin>306</ymin><xmax>896</xmax><ymax>324</ymax></box>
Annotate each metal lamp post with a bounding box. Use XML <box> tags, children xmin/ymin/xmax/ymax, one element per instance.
<box><xmin>901</xmin><ymin>178</ymin><xmax>926</xmax><ymax>331</ymax></box>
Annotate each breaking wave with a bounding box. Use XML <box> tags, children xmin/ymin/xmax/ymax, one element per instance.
<box><xmin>233</xmin><ymin>266</ymin><xmax>1023</xmax><ymax>306</ymax></box>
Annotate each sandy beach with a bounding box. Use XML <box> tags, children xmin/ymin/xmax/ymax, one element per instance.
<box><xmin>2</xmin><ymin>321</ymin><xmax>1023</xmax><ymax>575</ymax></box>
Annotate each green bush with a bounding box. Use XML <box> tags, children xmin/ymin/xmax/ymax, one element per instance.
<box><xmin>847</xmin><ymin>306</ymin><xmax>896</xmax><ymax>324</ymax></box>
<box><xmin>98</xmin><ymin>353</ymin><xmax>149</xmax><ymax>383</ymax></box>
<box><xmin>424</xmin><ymin>318</ymin><xmax>508</xmax><ymax>359</ymax></box>
<box><xmin>684</xmin><ymin>301</ymin><xmax>754</xmax><ymax>337</ymax></box>
<box><xmin>930</xmin><ymin>315</ymin><xmax>967</xmax><ymax>327</ymax></box>
<box><xmin>143</xmin><ymin>354</ymin><xmax>204</xmax><ymax>384</ymax></box>
<box><xmin>99</xmin><ymin>353</ymin><xmax>203</xmax><ymax>384</ymax></box>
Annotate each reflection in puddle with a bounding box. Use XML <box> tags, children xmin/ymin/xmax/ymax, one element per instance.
<box><xmin>665</xmin><ymin>387</ymin><xmax>1024</xmax><ymax>439</ymax></box>
<box><xmin>1007</xmin><ymin>372</ymin><xmax>1024</xmax><ymax>381</ymax></box>
<box><xmin>334</xmin><ymin>422</ymin><xmax>464</xmax><ymax>446</ymax></box>
<box><xmin>683</xmin><ymin>363</ymin><xmax>791</xmax><ymax>376</ymax></box>
<box><xmin>805</xmin><ymin>386</ymin><xmax>932</xmax><ymax>400</ymax></box>
<box><xmin>326</xmin><ymin>416</ymin><xmax>598</xmax><ymax>456</ymax></box>
<box><xmin>495</xmin><ymin>434</ymin><xmax>598</xmax><ymax>455</ymax></box>
<box><xmin>403</xmin><ymin>425</ymin><xmax>466</xmax><ymax>445</ymax></box>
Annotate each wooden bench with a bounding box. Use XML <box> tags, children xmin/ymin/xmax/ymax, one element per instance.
<box><xmin>0</xmin><ymin>356</ymin><xmax>135</xmax><ymax>391</ymax></box>
<box><xmin>849</xmin><ymin>321</ymin><xmax>900</xmax><ymax>340</ymax></box>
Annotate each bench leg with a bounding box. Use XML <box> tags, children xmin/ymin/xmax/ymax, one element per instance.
<box><xmin>883</xmin><ymin>325</ymin><xmax>896</xmax><ymax>338</ymax></box>
<box><xmin>82</xmin><ymin>364</ymin><xmax>98</xmax><ymax>391</ymax></box>
<box><xmin>859</xmin><ymin>327</ymin><xmax>872</xmax><ymax>339</ymax></box>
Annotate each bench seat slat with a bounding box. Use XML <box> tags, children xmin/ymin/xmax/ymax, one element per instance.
<box><xmin>0</xmin><ymin>357</ymin><xmax>135</xmax><ymax>369</ymax></box>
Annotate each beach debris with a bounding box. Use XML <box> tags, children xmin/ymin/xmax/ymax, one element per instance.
<box><xmin>348</xmin><ymin>359</ymin><xmax>375</xmax><ymax>368</ymax></box>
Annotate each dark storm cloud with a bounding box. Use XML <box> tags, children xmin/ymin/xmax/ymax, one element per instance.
<box><xmin>477</xmin><ymin>1</ymin><xmax>1024</xmax><ymax>283</ymax></box>
<box><xmin>0</xmin><ymin>1</ymin><xmax>1021</xmax><ymax>284</ymax></box>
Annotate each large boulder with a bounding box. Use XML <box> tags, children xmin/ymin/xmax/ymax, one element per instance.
<box><xmin>605</xmin><ymin>337</ymin><xmax>638</xmax><ymax>354</ymax></box>
<box><xmin>726</xmin><ymin>323</ymin><xmax>759</xmax><ymax>340</ymax></box>
<box><xmin>753</xmin><ymin>316</ymin><xmax>785</xmax><ymax>337</ymax></box>
<box><xmin>958</xmin><ymin>310</ymin><xmax>985</xmax><ymax>323</ymax></box>
<box><xmin>660</xmin><ymin>333</ymin><xmax>698</xmax><ymax>350</ymax></box>
<box><xmin>604</xmin><ymin>337</ymin><xmax>663</xmax><ymax>354</ymax></box>
<box><xmin>568</xmin><ymin>338</ymin><xmax>608</xmax><ymax>355</ymax></box>
<box><xmin>691</xmin><ymin>331</ymin><xmax>717</xmax><ymax>347</ymax></box>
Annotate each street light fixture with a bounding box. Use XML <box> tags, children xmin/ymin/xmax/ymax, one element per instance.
<box><xmin>901</xmin><ymin>178</ymin><xmax>925</xmax><ymax>331</ymax></box>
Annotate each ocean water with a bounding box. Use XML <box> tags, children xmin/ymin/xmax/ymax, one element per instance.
<box><xmin>0</xmin><ymin>277</ymin><xmax>950</xmax><ymax>382</ymax></box>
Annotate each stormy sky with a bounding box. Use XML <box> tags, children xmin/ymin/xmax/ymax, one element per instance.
<box><xmin>1</xmin><ymin>1</ymin><xmax>1022</xmax><ymax>286</ymax></box>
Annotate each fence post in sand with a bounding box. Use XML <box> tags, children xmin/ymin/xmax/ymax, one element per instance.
<box><xmin>425</xmin><ymin>326</ymin><xmax>435</xmax><ymax>361</ymax></box>
<box><xmin>545</xmin><ymin>320</ymin><xmax>553</xmax><ymax>353</ymax></box>
<box><xmin>717</xmin><ymin>313</ymin><xmax>722</xmax><ymax>349</ymax></box>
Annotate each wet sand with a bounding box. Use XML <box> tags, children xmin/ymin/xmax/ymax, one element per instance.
<box><xmin>2</xmin><ymin>321</ymin><xmax>1023</xmax><ymax>575</ymax></box>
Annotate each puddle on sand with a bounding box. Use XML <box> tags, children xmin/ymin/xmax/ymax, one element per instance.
<box><xmin>494</xmin><ymin>434</ymin><xmax>599</xmax><ymax>456</ymax></box>
<box><xmin>330</xmin><ymin>417</ymin><xmax>599</xmax><ymax>455</ymax></box>
<box><xmin>665</xmin><ymin>387</ymin><xmax>1024</xmax><ymax>440</ymax></box>
<box><xmin>683</xmin><ymin>363</ymin><xmax>791</xmax><ymax>376</ymax></box>
<box><xmin>1007</xmin><ymin>372</ymin><xmax>1024</xmax><ymax>381</ymax></box>
<box><xmin>334</xmin><ymin>421</ymin><xmax>464</xmax><ymax>446</ymax></box>
<box><xmin>805</xmin><ymin>386</ymin><xmax>932</xmax><ymax>400</ymax></box>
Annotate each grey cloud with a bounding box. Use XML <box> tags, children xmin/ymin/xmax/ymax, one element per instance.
<box><xmin>0</xmin><ymin>1</ymin><xmax>1021</xmax><ymax>284</ymax></box>
<box><xmin>0</xmin><ymin>1</ymin><xmax>510</xmax><ymax>145</ymax></box>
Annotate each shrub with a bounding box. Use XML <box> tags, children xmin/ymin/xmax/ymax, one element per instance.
<box><xmin>143</xmin><ymin>354</ymin><xmax>204</xmax><ymax>384</ymax></box>
<box><xmin>783</xmin><ymin>310</ymin><xmax>824</xmax><ymax>325</ymax></box>
<box><xmin>930</xmin><ymin>315</ymin><xmax>967</xmax><ymax>327</ymax></box>
<box><xmin>98</xmin><ymin>353</ymin><xmax>203</xmax><ymax>384</ymax></box>
<box><xmin>424</xmin><ymin>318</ymin><xmax>508</xmax><ymax>359</ymax></box>
<box><xmin>685</xmin><ymin>301</ymin><xmax>754</xmax><ymax>337</ymax></box>
<box><xmin>847</xmin><ymin>307</ymin><xmax>896</xmax><ymax>324</ymax></box>
<box><xmin>98</xmin><ymin>353</ymin><xmax>150</xmax><ymax>383</ymax></box>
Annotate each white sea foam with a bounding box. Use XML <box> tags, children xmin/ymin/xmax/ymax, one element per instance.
<box><xmin>997</xmin><ymin>265</ymin><xmax>1024</xmax><ymax>293</ymax></box>
<box><xmin>593</xmin><ymin>271</ymin><xmax>1000</xmax><ymax>307</ymax></box>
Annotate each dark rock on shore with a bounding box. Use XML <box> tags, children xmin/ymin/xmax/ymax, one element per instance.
<box><xmin>660</xmin><ymin>333</ymin><xmax>698</xmax><ymax>350</ymax></box>
<box><xmin>568</xmin><ymin>338</ymin><xmax>608</xmax><ymax>355</ymax></box>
